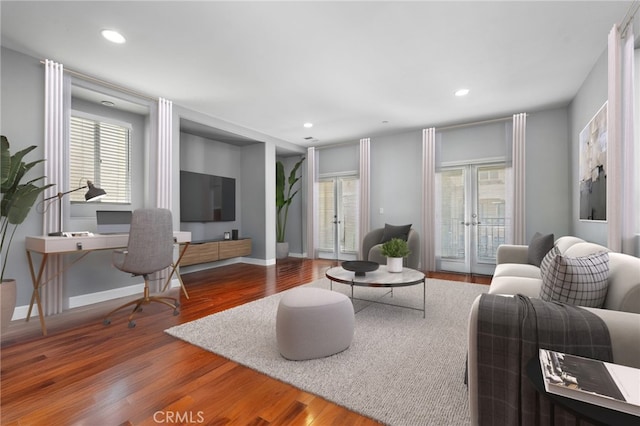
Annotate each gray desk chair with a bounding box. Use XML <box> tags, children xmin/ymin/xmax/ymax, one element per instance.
<box><xmin>103</xmin><ymin>208</ymin><xmax>179</xmax><ymax>328</ymax></box>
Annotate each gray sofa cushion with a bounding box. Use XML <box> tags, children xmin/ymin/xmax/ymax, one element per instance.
<box><xmin>540</xmin><ymin>251</ymin><xmax>610</xmax><ymax>308</ymax></box>
<box><xmin>380</xmin><ymin>223</ymin><xmax>412</xmax><ymax>243</ymax></box>
<box><xmin>527</xmin><ymin>232</ymin><xmax>554</xmax><ymax>266</ymax></box>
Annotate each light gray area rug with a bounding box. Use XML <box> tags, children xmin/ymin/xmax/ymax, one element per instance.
<box><xmin>165</xmin><ymin>278</ymin><xmax>488</xmax><ymax>425</ymax></box>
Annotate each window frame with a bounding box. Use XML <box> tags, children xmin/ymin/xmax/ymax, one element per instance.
<box><xmin>69</xmin><ymin>110</ymin><xmax>132</xmax><ymax>204</ymax></box>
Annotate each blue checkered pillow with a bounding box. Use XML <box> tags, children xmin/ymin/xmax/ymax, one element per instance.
<box><xmin>539</xmin><ymin>251</ymin><xmax>610</xmax><ymax>307</ymax></box>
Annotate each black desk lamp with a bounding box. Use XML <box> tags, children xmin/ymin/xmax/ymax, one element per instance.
<box><xmin>45</xmin><ymin>180</ymin><xmax>107</xmax><ymax>236</ymax></box>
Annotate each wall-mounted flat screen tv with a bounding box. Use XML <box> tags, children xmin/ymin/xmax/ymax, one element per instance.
<box><xmin>180</xmin><ymin>170</ymin><xmax>236</xmax><ymax>222</ymax></box>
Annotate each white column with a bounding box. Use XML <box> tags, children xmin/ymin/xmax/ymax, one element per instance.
<box><xmin>156</xmin><ymin>98</ymin><xmax>173</xmax><ymax>210</ymax></box>
<box><xmin>421</xmin><ymin>128</ymin><xmax>436</xmax><ymax>271</ymax></box>
<box><xmin>42</xmin><ymin>60</ymin><xmax>66</xmax><ymax>315</ymax></box>
<box><xmin>306</xmin><ymin>147</ymin><xmax>317</xmax><ymax>258</ymax></box>
<box><xmin>512</xmin><ymin>113</ymin><xmax>527</xmax><ymax>245</ymax></box>
<box><xmin>359</xmin><ymin>138</ymin><xmax>371</xmax><ymax>258</ymax></box>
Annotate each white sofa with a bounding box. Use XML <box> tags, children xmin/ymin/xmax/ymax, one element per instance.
<box><xmin>467</xmin><ymin>236</ymin><xmax>640</xmax><ymax>425</ymax></box>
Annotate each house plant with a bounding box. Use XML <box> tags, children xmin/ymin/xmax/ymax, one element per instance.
<box><xmin>1</xmin><ymin>135</ymin><xmax>53</xmax><ymax>332</ymax></box>
<box><xmin>275</xmin><ymin>156</ymin><xmax>305</xmax><ymax>259</ymax></box>
<box><xmin>380</xmin><ymin>238</ymin><xmax>411</xmax><ymax>272</ymax></box>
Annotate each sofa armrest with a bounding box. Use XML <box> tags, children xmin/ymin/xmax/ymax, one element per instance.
<box><xmin>496</xmin><ymin>244</ymin><xmax>529</xmax><ymax>265</ymax></box>
<box><xmin>360</xmin><ymin>228</ymin><xmax>384</xmax><ymax>261</ymax></box>
<box><xmin>468</xmin><ymin>296</ymin><xmax>640</xmax><ymax>425</ymax></box>
<box><xmin>583</xmin><ymin>307</ymin><xmax>640</xmax><ymax>369</ymax></box>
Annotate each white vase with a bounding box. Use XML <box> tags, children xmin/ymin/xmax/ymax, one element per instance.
<box><xmin>1</xmin><ymin>279</ymin><xmax>17</xmax><ymax>334</ymax></box>
<box><xmin>387</xmin><ymin>257</ymin><xmax>403</xmax><ymax>273</ymax></box>
<box><xmin>276</xmin><ymin>242</ymin><xmax>289</xmax><ymax>259</ymax></box>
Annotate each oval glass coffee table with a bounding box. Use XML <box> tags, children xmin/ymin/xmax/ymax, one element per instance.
<box><xmin>325</xmin><ymin>264</ymin><xmax>426</xmax><ymax>318</ymax></box>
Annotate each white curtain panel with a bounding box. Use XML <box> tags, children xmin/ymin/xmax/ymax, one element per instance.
<box><xmin>421</xmin><ymin>128</ymin><xmax>436</xmax><ymax>271</ymax></box>
<box><xmin>156</xmin><ymin>98</ymin><xmax>173</xmax><ymax>210</ymax></box>
<box><xmin>620</xmin><ymin>27</ymin><xmax>636</xmax><ymax>255</ymax></box>
<box><xmin>306</xmin><ymin>147</ymin><xmax>317</xmax><ymax>259</ymax></box>
<box><xmin>359</xmin><ymin>138</ymin><xmax>371</xmax><ymax>256</ymax></box>
<box><xmin>512</xmin><ymin>113</ymin><xmax>527</xmax><ymax>245</ymax></box>
<box><xmin>608</xmin><ymin>25</ymin><xmax>622</xmax><ymax>251</ymax></box>
<box><xmin>42</xmin><ymin>59</ymin><xmax>66</xmax><ymax>316</ymax></box>
<box><xmin>609</xmin><ymin>24</ymin><xmax>637</xmax><ymax>255</ymax></box>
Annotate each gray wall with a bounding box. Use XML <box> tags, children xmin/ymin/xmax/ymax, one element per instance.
<box><xmin>65</xmin><ymin>98</ymin><xmax>147</xmax><ymax>298</ymax></box>
<box><xmin>370</xmin><ymin>130</ymin><xmax>423</xmax><ymax>236</ymax></box>
<box><xmin>364</xmin><ymin>110</ymin><xmax>572</xmax><ymax>246</ymax></box>
<box><xmin>318</xmin><ymin>143</ymin><xmax>359</xmax><ymax>175</ymax></box>
<box><xmin>314</xmin><ymin>108</ymin><xmax>573</xmax><ymax>255</ymax></box>
<box><xmin>179</xmin><ymin>132</ymin><xmax>243</xmax><ymax>242</ymax></box>
<box><xmin>243</xmin><ymin>143</ymin><xmax>270</xmax><ymax>260</ymax></box>
<box><xmin>525</xmin><ymin>107</ymin><xmax>572</xmax><ymax>240</ymax></box>
<box><xmin>569</xmin><ymin>48</ymin><xmax>609</xmax><ymax>245</ymax></box>
<box><xmin>276</xmin><ymin>154</ymin><xmax>306</xmax><ymax>256</ymax></box>
<box><xmin>1</xmin><ymin>48</ymin><xmax>46</xmax><ymax>306</ymax></box>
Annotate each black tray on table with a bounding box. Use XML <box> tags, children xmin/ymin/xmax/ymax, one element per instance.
<box><xmin>341</xmin><ymin>260</ymin><xmax>379</xmax><ymax>276</ymax></box>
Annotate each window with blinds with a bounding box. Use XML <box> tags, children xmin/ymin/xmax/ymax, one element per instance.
<box><xmin>69</xmin><ymin>113</ymin><xmax>131</xmax><ymax>203</ymax></box>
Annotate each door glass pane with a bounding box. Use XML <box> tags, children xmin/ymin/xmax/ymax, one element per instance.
<box><xmin>318</xmin><ymin>180</ymin><xmax>335</xmax><ymax>251</ymax></box>
<box><xmin>440</xmin><ymin>169</ymin><xmax>465</xmax><ymax>260</ymax></box>
<box><xmin>476</xmin><ymin>165</ymin><xmax>506</xmax><ymax>262</ymax></box>
<box><xmin>339</xmin><ymin>177</ymin><xmax>359</xmax><ymax>253</ymax></box>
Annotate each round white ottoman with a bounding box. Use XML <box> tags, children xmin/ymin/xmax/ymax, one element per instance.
<box><xmin>276</xmin><ymin>287</ymin><xmax>355</xmax><ymax>361</ymax></box>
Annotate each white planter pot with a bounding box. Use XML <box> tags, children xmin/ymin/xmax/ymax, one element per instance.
<box><xmin>1</xmin><ymin>279</ymin><xmax>17</xmax><ymax>334</ymax></box>
<box><xmin>386</xmin><ymin>257</ymin><xmax>403</xmax><ymax>273</ymax></box>
<box><xmin>276</xmin><ymin>242</ymin><xmax>289</xmax><ymax>259</ymax></box>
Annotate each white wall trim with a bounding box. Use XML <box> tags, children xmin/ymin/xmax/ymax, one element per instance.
<box><xmin>12</xmin><ymin>278</ymin><xmax>182</xmax><ymax>320</ymax></box>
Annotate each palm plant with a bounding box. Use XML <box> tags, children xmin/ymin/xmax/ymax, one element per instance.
<box><xmin>275</xmin><ymin>157</ymin><xmax>305</xmax><ymax>243</ymax></box>
<box><xmin>1</xmin><ymin>135</ymin><xmax>53</xmax><ymax>281</ymax></box>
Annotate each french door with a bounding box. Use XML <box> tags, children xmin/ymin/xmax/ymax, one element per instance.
<box><xmin>438</xmin><ymin>163</ymin><xmax>506</xmax><ymax>275</ymax></box>
<box><xmin>317</xmin><ymin>175</ymin><xmax>359</xmax><ymax>260</ymax></box>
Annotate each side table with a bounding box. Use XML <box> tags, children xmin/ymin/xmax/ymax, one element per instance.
<box><xmin>526</xmin><ymin>357</ymin><xmax>638</xmax><ymax>426</ymax></box>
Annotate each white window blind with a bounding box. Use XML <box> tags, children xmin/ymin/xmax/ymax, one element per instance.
<box><xmin>69</xmin><ymin>113</ymin><xmax>131</xmax><ymax>203</ymax></box>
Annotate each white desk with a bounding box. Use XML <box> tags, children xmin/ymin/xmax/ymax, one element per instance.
<box><xmin>25</xmin><ymin>232</ymin><xmax>191</xmax><ymax>335</ymax></box>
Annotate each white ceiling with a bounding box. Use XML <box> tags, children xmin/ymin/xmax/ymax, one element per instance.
<box><xmin>1</xmin><ymin>1</ymin><xmax>635</xmax><ymax>148</ymax></box>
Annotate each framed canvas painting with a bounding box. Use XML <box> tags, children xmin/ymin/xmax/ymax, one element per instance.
<box><xmin>579</xmin><ymin>102</ymin><xmax>607</xmax><ymax>221</ymax></box>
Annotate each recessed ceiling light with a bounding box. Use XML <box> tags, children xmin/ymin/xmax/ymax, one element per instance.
<box><xmin>101</xmin><ymin>100</ymin><xmax>115</xmax><ymax>107</ymax></box>
<box><xmin>101</xmin><ymin>29</ymin><xmax>126</xmax><ymax>44</ymax></box>
<box><xmin>455</xmin><ymin>88</ymin><xmax>470</xmax><ymax>97</ymax></box>
<box><xmin>303</xmin><ymin>122</ymin><xmax>313</xmax><ymax>128</ymax></box>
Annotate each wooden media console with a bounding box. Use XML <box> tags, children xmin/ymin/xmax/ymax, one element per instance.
<box><xmin>180</xmin><ymin>238</ymin><xmax>251</xmax><ymax>266</ymax></box>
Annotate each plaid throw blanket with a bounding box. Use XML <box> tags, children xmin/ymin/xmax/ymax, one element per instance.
<box><xmin>476</xmin><ymin>294</ymin><xmax>612</xmax><ymax>426</ymax></box>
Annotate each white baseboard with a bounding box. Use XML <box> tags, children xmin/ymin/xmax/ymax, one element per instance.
<box><xmin>12</xmin><ymin>278</ymin><xmax>182</xmax><ymax>321</ymax></box>
<box><xmin>180</xmin><ymin>257</ymin><xmax>271</xmax><ymax>273</ymax></box>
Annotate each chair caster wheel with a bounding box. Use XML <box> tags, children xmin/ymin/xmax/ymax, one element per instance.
<box><xmin>173</xmin><ymin>310</ymin><xmax>179</xmax><ymax>316</ymax></box>
<box><xmin>128</xmin><ymin>321</ymin><xmax>136</xmax><ymax>328</ymax></box>
<box><xmin>103</xmin><ymin>319</ymin><xmax>111</xmax><ymax>326</ymax></box>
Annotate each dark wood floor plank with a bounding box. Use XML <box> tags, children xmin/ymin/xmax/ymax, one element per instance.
<box><xmin>1</xmin><ymin>258</ymin><xmax>487</xmax><ymax>425</ymax></box>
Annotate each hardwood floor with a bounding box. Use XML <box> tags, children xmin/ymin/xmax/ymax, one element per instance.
<box><xmin>1</xmin><ymin>259</ymin><xmax>489</xmax><ymax>425</ymax></box>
